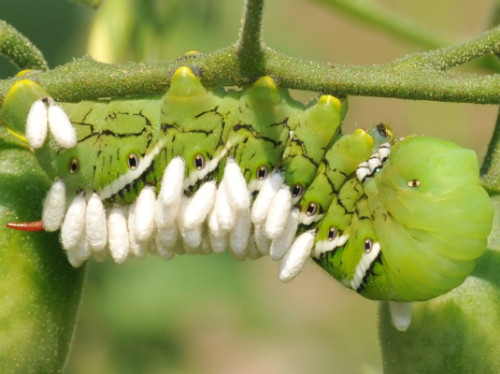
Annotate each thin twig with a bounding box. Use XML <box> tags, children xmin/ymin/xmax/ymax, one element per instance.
<box><xmin>394</xmin><ymin>25</ymin><xmax>500</xmax><ymax>71</ymax></box>
<box><xmin>481</xmin><ymin>107</ymin><xmax>500</xmax><ymax>191</ymax></box>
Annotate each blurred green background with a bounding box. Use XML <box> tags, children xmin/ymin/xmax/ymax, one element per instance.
<box><xmin>0</xmin><ymin>0</ymin><xmax>497</xmax><ymax>373</ymax></box>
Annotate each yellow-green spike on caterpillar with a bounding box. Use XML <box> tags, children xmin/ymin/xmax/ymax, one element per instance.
<box><xmin>281</xmin><ymin>95</ymin><xmax>344</xmax><ymax>202</ymax></box>
<box><xmin>297</xmin><ymin>129</ymin><xmax>374</xmax><ymax>226</ymax></box>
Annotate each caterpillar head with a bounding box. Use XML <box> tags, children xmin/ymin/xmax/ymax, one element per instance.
<box><xmin>314</xmin><ymin>135</ymin><xmax>493</xmax><ymax>302</ymax></box>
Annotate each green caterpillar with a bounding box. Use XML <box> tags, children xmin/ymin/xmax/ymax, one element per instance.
<box><xmin>0</xmin><ymin>67</ymin><xmax>493</xmax><ymax>322</ymax></box>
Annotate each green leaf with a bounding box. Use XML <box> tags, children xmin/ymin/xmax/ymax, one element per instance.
<box><xmin>0</xmin><ymin>127</ymin><xmax>85</xmax><ymax>373</ymax></box>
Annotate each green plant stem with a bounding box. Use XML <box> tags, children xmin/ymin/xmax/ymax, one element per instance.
<box><xmin>481</xmin><ymin>107</ymin><xmax>500</xmax><ymax>191</ymax></box>
<box><xmin>237</xmin><ymin>0</ymin><xmax>265</xmax><ymax>79</ymax></box>
<box><xmin>317</xmin><ymin>0</ymin><xmax>452</xmax><ymax>50</ymax></box>
<box><xmin>0</xmin><ymin>20</ymin><xmax>48</xmax><ymax>71</ymax></box>
<box><xmin>0</xmin><ymin>7</ymin><xmax>499</xmax><ymax>104</ymax></box>
<box><xmin>318</xmin><ymin>0</ymin><xmax>500</xmax><ymax>72</ymax></box>
<box><xmin>394</xmin><ymin>25</ymin><xmax>500</xmax><ymax>71</ymax></box>
<box><xmin>1</xmin><ymin>41</ymin><xmax>499</xmax><ymax>105</ymax></box>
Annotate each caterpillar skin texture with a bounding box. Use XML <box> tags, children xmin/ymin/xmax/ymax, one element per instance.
<box><xmin>0</xmin><ymin>66</ymin><xmax>493</xmax><ymax>305</ymax></box>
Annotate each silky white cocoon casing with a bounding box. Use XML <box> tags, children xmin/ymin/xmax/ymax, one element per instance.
<box><xmin>181</xmin><ymin>227</ymin><xmax>203</xmax><ymax>252</ymax></box>
<box><xmin>42</xmin><ymin>179</ymin><xmax>66</xmax><ymax>231</ymax></box>
<box><xmin>128</xmin><ymin>203</ymin><xmax>149</xmax><ymax>259</ymax></box>
<box><xmin>222</xmin><ymin>159</ymin><xmax>250</xmax><ymax>211</ymax></box>
<box><xmin>253</xmin><ymin>223</ymin><xmax>271</xmax><ymax>255</ymax></box>
<box><xmin>279</xmin><ymin>230</ymin><xmax>315</xmax><ymax>282</ymax></box>
<box><xmin>388</xmin><ymin>301</ymin><xmax>412</xmax><ymax>332</ymax></box>
<box><xmin>47</xmin><ymin>101</ymin><xmax>77</xmax><ymax>148</ymax></box>
<box><xmin>251</xmin><ymin>172</ymin><xmax>283</xmax><ymax>224</ymax></box>
<box><xmin>154</xmin><ymin>230</ymin><xmax>176</xmax><ymax>260</ymax></box>
<box><xmin>270</xmin><ymin>209</ymin><xmax>299</xmax><ymax>261</ymax></box>
<box><xmin>229</xmin><ymin>208</ymin><xmax>251</xmax><ymax>258</ymax></box>
<box><xmin>209</xmin><ymin>230</ymin><xmax>228</xmax><ymax>254</ymax></box>
<box><xmin>26</xmin><ymin>99</ymin><xmax>48</xmax><ymax>149</ymax></box>
<box><xmin>182</xmin><ymin>180</ymin><xmax>217</xmax><ymax>229</ymax></box>
<box><xmin>134</xmin><ymin>185</ymin><xmax>157</xmax><ymax>243</ymax></box>
<box><xmin>156</xmin><ymin>225</ymin><xmax>179</xmax><ymax>250</ymax></box>
<box><xmin>108</xmin><ymin>205</ymin><xmax>130</xmax><ymax>264</ymax></box>
<box><xmin>265</xmin><ymin>186</ymin><xmax>292</xmax><ymax>239</ymax></box>
<box><xmin>215</xmin><ymin>182</ymin><xmax>235</xmax><ymax>231</ymax></box>
<box><xmin>66</xmin><ymin>237</ymin><xmax>91</xmax><ymax>267</ymax></box>
<box><xmin>85</xmin><ymin>192</ymin><xmax>107</xmax><ymax>252</ymax></box>
<box><xmin>60</xmin><ymin>194</ymin><xmax>87</xmax><ymax>250</ymax></box>
<box><xmin>156</xmin><ymin>157</ymin><xmax>185</xmax><ymax>228</ymax></box>
<box><xmin>208</xmin><ymin>205</ymin><xmax>228</xmax><ymax>254</ymax></box>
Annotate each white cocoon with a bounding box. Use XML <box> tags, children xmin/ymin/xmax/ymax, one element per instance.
<box><xmin>85</xmin><ymin>192</ymin><xmax>107</xmax><ymax>252</ymax></box>
<box><xmin>134</xmin><ymin>185</ymin><xmax>157</xmax><ymax>243</ymax></box>
<box><xmin>47</xmin><ymin>101</ymin><xmax>77</xmax><ymax>148</ymax></box>
<box><xmin>60</xmin><ymin>194</ymin><xmax>86</xmax><ymax>250</ymax></box>
<box><xmin>156</xmin><ymin>157</ymin><xmax>185</xmax><ymax>228</ymax></box>
<box><xmin>26</xmin><ymin>99</ymin><xmax>48</xmax><ymax>149</ymax></box>
<box><xmin>222</xmin><ymin>159</ymin><xmax>250</xmax><ymax>211</ymax></box>
<box><xmin>251</xmin><ymin>172</ymin><xmax>283</xmax><ymax>224</ymax></box>
<box><xmin>42</xmin><ymin>179</ymin><xmax>66</xmax><ymax>231</ymax></box>
<box><xmin>215</xmin><ymin>182</ymin><xmax>235</xmax><ymax>231</ymax></box>
<box><xmin>108</xmin><ymin>205</ymin><xmax>130</xmax><ymax>264</ymax></box>
<box><xmin>265</xmin><ymin>186</ymin><xmax>292</xmax><ymax>239</ymax></box>
<box><xmin>270</xmin><ymin>209</ymin><xmax>299</xmax><ymax>261</ymax></box>
<box><xmin>183</xmin><ymin>180</ymin><xmax>216</xmax><ymax>229</ymax></box>
<box><xmin>66</xmin><ymin>237</ymin><xmax>90</xmax><ymax>267</ymax></box>
<box><xmin>229</xmin><ymin>208</ymin><xmax>251</xmax><ymax>258</ymax></box>
<box><xmin>279</xmin><ymin>230</ymin><xmax>315</xmax><ymax>282</ymax></box>
<box><xmin>388</xmin><ymin>301</ymin><xmax>412</xmax><ymax>332</ymax></box>
<box><xmin>128</xmin><ymin>203</ymin><xmax>149</xmax><ymax>259</ymax></box>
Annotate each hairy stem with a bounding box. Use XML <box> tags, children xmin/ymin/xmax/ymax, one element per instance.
<box><xmin>1</xmin><ymin>43</ymin><xmax>498</xmax><ymax>105</ymax></box>
<box><xmin>237</xmin><ymin>0</ymin><xmax>266</xmax><ymax>79</ymax></box>
<box><xmin>0</xmin><ymin>16</ymin><xmax>499</xmax><ymax>105</ymax></box>
<box><xmin>0</xmin><ymin>20</ymin><xmax>48</xmax><ymax>71</ymax></box>
<box><xmin>394</xmin><ymin>25</ymin><xmax>500</xmax><ymax>70</ymax></box>
<box><xmin>481</xmin><ymin>107</ymin><xmax>500</xmax><ymax>191</ymax></box>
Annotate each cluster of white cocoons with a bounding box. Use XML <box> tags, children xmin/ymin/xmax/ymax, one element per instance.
<box><xmin>24</xmin><ymin>99</ymin><xmax>412</xmax><ymax>330</ymax></box>
<box><xmin>41</xmin><ymin>156</ymin><xmax>315</xmax><ymax>282</ymax></box>
<box><xmin>26</xmin><ymin>98</ymin><xmax>77</xmax><ymax>149</ymax></box>
<box><xmin>26</xmin><ymin>99</ymin><xmax>396</xmax><ymax>291</ymax></box>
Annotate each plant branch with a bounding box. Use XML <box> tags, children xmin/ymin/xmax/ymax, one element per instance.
<box><xmin>318</xmin><ymin>0</ymin><xmax>500</xmax><ymax>72</ymax></box>
<box><xmin>481</xmin><ymin>107</ymin><xmax>500</xmax><ymax>192</ymax></box>
<box><xmin>0</xmin><ymin>19</ymin><xmax>499</xmax><ymax>106</ymax></box>
<box><xmin>0</xmin><ymin>20</ymin><xmax>48</xmax><ymax>71</ymax></box>
<box><xmin>394</xmin><ymin>25</ymin><xmax>500</xmax><ymax>71</ymax></box>
<box><xmin>237</xmin><ymin>0</ymin><xmax>266</xmax><ymax>79</ymax></box>
<box><xmin>1</xmin><ymin>44</ymin><xmax>498</xmax><ymax>105</ymax></box>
